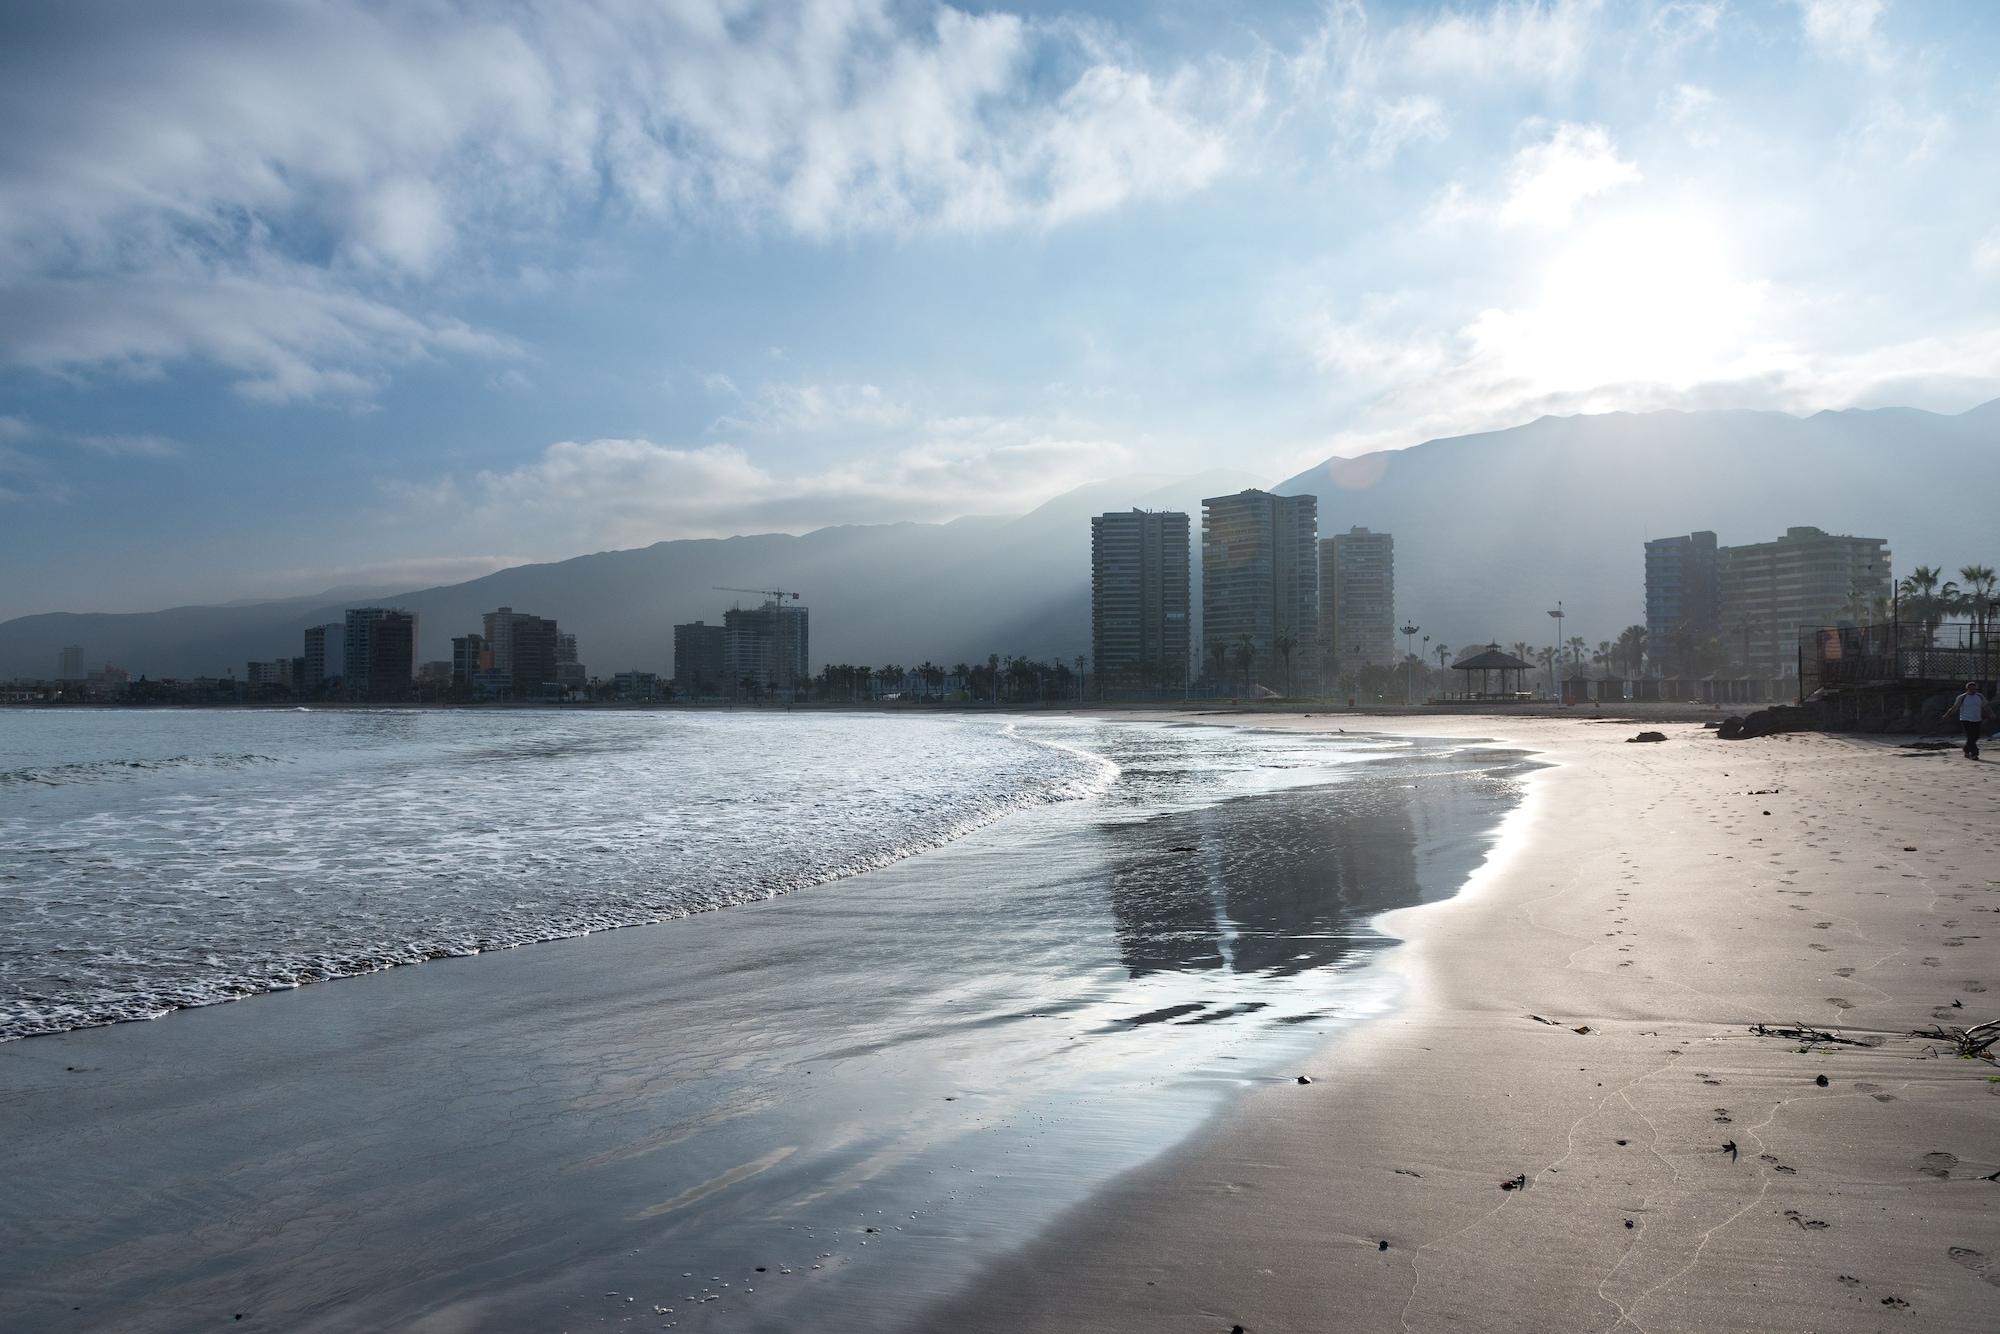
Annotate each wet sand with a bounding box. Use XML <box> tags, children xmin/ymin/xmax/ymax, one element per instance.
<box><xmin>0</xmin><ymin>722</ymin><xmax>1531</xmax><ymax>1332</ymax></box>
<box><xmin>937</xmin><ymin>715</ymin><xmax>2000</xmax><ymax>1331</ymax></box>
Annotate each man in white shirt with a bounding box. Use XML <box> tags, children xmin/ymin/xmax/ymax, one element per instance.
<box><xmin>1944</xmin><ymin>681</ymin><xmax>1991</xmax><ymax>759</ymax></box>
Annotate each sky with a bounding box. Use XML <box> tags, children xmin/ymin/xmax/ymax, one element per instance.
<box><xmin>1</xmin><ymin>0</ymin><xmax>1997</xmax><ymax>618</ymax></box>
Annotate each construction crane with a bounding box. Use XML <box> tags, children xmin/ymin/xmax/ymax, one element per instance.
<box><xmin>712</xmin><ymin>586</ymin><xmax>802</xmax><ymax>604</ymax></box>
<box><xmin>712</xmin><ymin>587</ymin><xmax>805</xmax><ymax>703</ymax></box>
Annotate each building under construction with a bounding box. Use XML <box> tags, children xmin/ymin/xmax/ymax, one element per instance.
<box><xmin>721</xmin><ymin>600</ymin><xmax>810</xmax><ymax>698</ymax></box>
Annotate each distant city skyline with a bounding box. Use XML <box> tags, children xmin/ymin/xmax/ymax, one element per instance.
<box><xmin>4</xmin><ymin>1</ymin><xmax>1999</xmax><ymax>620</ymax></box>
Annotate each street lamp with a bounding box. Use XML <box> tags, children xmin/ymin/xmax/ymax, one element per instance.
<box><xmin>1400</xmin><ymin>622</ymin><xmax>1420</xmax><ymax>705</ymax></box>
<box><xmin>1547</xmin><ymin>602</ymin><xmax>1565</xmax><ymax>702</ymax></box>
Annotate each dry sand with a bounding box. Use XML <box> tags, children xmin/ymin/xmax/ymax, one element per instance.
<box><xmin>936</xmin><ymin>714</ymin><xmax>2000</xmax><ymax>1332</ymax></box>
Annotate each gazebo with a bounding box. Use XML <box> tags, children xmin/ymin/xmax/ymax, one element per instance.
<box><xmin>1449</xmin><ymin>643</ymin><xmax>1535</xmax><ymax>700</ymax></box>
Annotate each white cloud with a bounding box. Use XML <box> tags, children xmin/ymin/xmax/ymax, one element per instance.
<box><xmin>0</xmin><ymin>259</ymin><xmax>521</xmax><ymax>403</ymax></box>
<box><xmin>713</xmin><ymin>382</ymin><xmax>914</xmax><ymax>436</ymax></box>
<box><xmin>0</xmin><ymin>1</ymin><xmax>1239</xmax><ymax>399</ymax></box>
<box><xmin>1976</xmin><ymin>230</ymin><xmax>2000</xmax><ymax>277</ymax></box>
<box><xmin>395</xmin><ymin>419</ymin><xmax>1136</xmax><ymax>551</ymax></box>
<box><xmin>1497</xmin><ymin>123</ymin><xmax>1641</xmax><ymax>227</ymax></box>
<box><xmin>68</xmin><ymin>433</ymin><xmax>182</xmax><ymax>459</ymax></box>
<box><xmin>1798</xmin><ymin>0</ymin><xmax>1886</xmax><ymax>61</ymax></box>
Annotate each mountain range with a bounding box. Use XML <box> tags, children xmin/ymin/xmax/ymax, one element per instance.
<box><xmin>2</xmin><ymin>401</ymin><xmax>1994</xmax><ymax>681</ymax></box>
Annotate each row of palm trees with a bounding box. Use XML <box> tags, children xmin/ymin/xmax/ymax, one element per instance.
<box><xmin>1879</xmin><ymin>563</ymin><xmax>2000</xmax><ymax>646</ymax></box>
<box><xmin>810</xmin><ymin>654</ymin><xmax>1088</xmax><ymax>703</ymax></box>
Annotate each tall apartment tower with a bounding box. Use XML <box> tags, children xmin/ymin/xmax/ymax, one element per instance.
<box><xmin>1644</xmin><ymin>531</ymin><xmax>1721</xmax><ymax>675</ymax></box>
<box><xmin>57</xmin><ymin>644</ymin><xmax>84</xmax><ymax>682</ymax></box>
<box><xmin>1201</xmin><ymin>489</ymin><xmax>1319</xmax><ymax>694</ymax></box>
<box><xmin>342</xmin><ymin>608</ymin><xmax>416</xmax><ymax>700</ymax></box>
<box><xmin>482</xmin><ymin>606</ymin><xmax>561</xmax><ymax>697</ymax></box>
<box><xmin>673</xmin><ymin>621</ymin><xmax>728</xmax><ymax>695</ymax></box>
<box><xmin>1718</xmin><ymin>526</ymin><xmax>1891</xmax><ymax>677</ymax></box>
<box><xmin>1318</xmin><ymin>527</ymin><xmax>1395</xmax><ymax>677</ymax></box>
<box><xmin>302</xmin><ymin>624</ymin><xmax>336</xmax><ymax>694</ymax></box>
<box><xmin>1091</xmin><ymin>509</ymin><xmax>1191</xmax><ymax>691</ymax></box>
<box><xmin>722</xmin><ymin>601</ymin><xmax>809</xmax><ymax>697</ymax></box>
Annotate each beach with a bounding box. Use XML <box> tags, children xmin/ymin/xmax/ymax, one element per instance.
<box><xmin>939</xmin><ymin>712</ymin><xmax>2000</xmax><ymax>1331</ymax></box>
<box><xmin>0</xmin><ymin>714</ymin><xmax>1530</xmax><ymax>1331</ymax></box>
<box><xmin>2</xmin><ymin>710</ymin><xmax>1996</xmax><ymax>1331</ymax></box>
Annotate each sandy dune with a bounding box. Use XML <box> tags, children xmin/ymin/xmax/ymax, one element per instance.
<box><xmin>938</xmin><ymin>715</ymin><xmax>2000</xmax><ymax>1332</ymax></box>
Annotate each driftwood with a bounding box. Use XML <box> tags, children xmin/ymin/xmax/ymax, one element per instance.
<box><xmin>1909</xmin><ymin>1019</ymin><xmax>2000</xmax><ymax>1060</ymax></box>
<box><xmin>1748</xmin><ymin>1022</ymin><xmax>1874</xmax><ymax>1048</ymax></box>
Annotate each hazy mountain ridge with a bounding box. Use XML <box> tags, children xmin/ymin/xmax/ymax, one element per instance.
<box><xmin>0</xmin><ymin>471</ymin><xmax>1261</xmax><ymax>679</ymax></box>
<box><xmin>4</xmin><ymin>402</ymin><xmax>1993</xmax><ymax>682</ymax></box>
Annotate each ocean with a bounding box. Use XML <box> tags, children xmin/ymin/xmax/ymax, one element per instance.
<box><xmin>0</xmin><ymin>709</ymin><xmax>1537</xmax><ymax>1330</ymax></box>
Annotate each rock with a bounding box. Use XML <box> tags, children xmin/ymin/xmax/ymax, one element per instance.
<box><xmin>1815</xmin><ymin>1074</ymin><xmax>1829</xmax><ymax>1087</ymax></box>
<box><xmin>1500</xmin><ymin>1174</ymin><xmax>1527</xmax><ymax>1191</ymax></box>
<box><xmin>1627</xmin><ymin>731</ymin><xmax>1667</xmax><ymax>743</ymax></box>
<box><xmin>1378</xmin><ymin>1240</ymin><xmax>1389</xmax><ymax>1251</ymax></box>
<box><xmin>1717</xmin><ymin>715</ymin><xmax>1747</xmax><ymax>739</ymax></box>
<box><xmin>1296</xmin><ymin>1075</ymin><xmax>1312</xmax><ymax>1085</ymax></box>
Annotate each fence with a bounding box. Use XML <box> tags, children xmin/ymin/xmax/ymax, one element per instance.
<box><xmin>1801</xmin><ymin>620</ymin><xmax>2000</xmax><ymax>695</ymax></box>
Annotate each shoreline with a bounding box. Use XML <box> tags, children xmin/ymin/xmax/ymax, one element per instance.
<box><xmin>933</xmin><ymin>713</ymin><xmax>2000</xmax><ymax>1331</ymax></box>
<box><xmin>0</xmin><ymin>716</ymin><xmax>1533</xmax><ymax>1331</ymax></box>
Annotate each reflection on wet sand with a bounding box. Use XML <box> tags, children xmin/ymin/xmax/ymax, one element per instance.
<box><xmin>1108</xmin><ymin>757</ymin><xmax>1525</xmax><ymax>983</ymax></box>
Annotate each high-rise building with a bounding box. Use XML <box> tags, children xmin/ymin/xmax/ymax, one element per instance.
<box><xmin>451</xmin><ymin>633</ymin><xmax>486</xmax><ymax>683</ymax></box>
<box><xmin>245</xmin><ymin>660</ymin><xmax>295</xmax><ymax>690</ymax></box>
<box><xmin>1319</xmin><ymin>527</ymin><xmax>1395</xmax><ymax>678</ymax></box>
<box><xmin>722</xmin><ymin>601</ymin><xmax>809</xmax><ymax>697</ymax></box>
<box><xmin>303</xmin><ymin>624</ymin><xmax>336</xmax><ymax>694</ymax></box>
<box><xmin>555</xmin><ymin>633</ymin><xmax>577</xmax><ymax>665</ymax></box>
<box><xmin>1719</xmin><ymin>526</ymin><xmax>1891</xmax><ymax>677</ymax></box>
<box><xmin>1091</xmin><ymin>509</ymin><xmax>1191</xmax><ymax>690</ymax></box>
<box><xmin>1201</xmin><ymin>489</ymin><xmax>1319</xmax><ymax>694</ymax></box>
<box><xmin>481</xmin><ymin>607</ymin><xmax>560</xmax><ymax>697</ymax></box>
<box><xmin>57</xmin><ymin>644</ymin><xmax>83</xmax><ymax>682</ymax></box>
<box><xmin>673</xmin><ymin>621</ymin><xmax>727</xmax><ymax>695</ymax></box>
<box><xmin>1644</xmin><ymin>531</ymin><xmax>1721</xmax><ymax>676</ymax></box>
<box><xmin>343</xmin><ymin>608</ymin><xmax>416</xmax><ymax>700</ymax></box>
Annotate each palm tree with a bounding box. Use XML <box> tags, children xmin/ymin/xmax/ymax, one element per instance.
<box><xmin>1615</xmin><ymin>625</ymin><xmax>1647</xmax><ymax>677</ymax></box>
<box><xmin>1959</xmin><ymin>564</ymin><xmax>1997</xmax><ymax>648</ymax></box>
<box><xmin>1274</xmin><ymin>632</ymin><xmax>1298</xmax><ymax>696</ymax></box>
<box><xmin>1566</xmin><ymin>636</ymin><xmax>1588</xmax><ymax>678</ymax></box>
<box><xmin>1535</xmin><ymin>644</ymin><xmax>1557</xmax><ymax>695</ymax></box>
<box><xmin>1207</xmin><ymin>641</ymin><xmax>1229</xmax><ymax>690</ymax></box>
<box><xmin>1594</xmin><ymin>640</ymin><xmax>1612</xmax><ymax>677</ymax></box>
<box><xmin>1233</xmin><ymin>634</ymin><xmax>1257</xmax><ymax>695</ymax></box>
<box><xmin>1510</xmin><ymin>640</ymin><xmax>1532</xmax><ymax>665</ymax></box>
<box><xmin>1900</xmin><ymin>565</ymin><xmax>1944</xmax><ymax>645</ymax></box>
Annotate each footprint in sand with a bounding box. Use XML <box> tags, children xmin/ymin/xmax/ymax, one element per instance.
<box><xmin>1966</xmin><ymin>981</ymin><xmax>1988</xmax><ymax>993</ymax></box>
<box><xmin>1812</xmin><ymin>921</ymin><xmax>1833</xmax><ymax>930</ymax></box>
<box><xmin>1713</xmin><ymin>1108</ymin><xmax>1733</xmax><ymax>1123</ymax></box>
<box><xmin>1836</xmin><ymin>1275</ymin><xmax>1863</xmax><ymax>1288</ymax></box>
<box><xmin>1922</xmin><ymin>957</ymin><xmax>1942</xmax><ymax>967</ymax></box>
<box><xmin>1809</xmin><ymin>943</ymin><xmax>1833</xmax><ymax>952</ymax></box>
<box><xmin>1919</xmin><ymin>1152</ymin><xmax>1957</xmax><ymax>1180</ymax></box>
<box><xmin>1835</xmin><ymin>967</ymin><xmax>1856</xmax><ymax>977</ymax></box>
<box><xmin>1784</xmin><ymin>1209</ymin><xmax>1829</xmax><ymax>1231</ymax></box>
<box><xmin>1948</xmin><ymin>1247</ymin><xmax>2000</xmax><ymax>1289</ymax></box>
<box><xmin>1825</xmin><ymin>997</ymin><xmax>1854</xmax><ymax>1009</ymax></box>
<box><xmin>1855</xmin><ymin>1082</ymin><xmax>1898</xmax><ymax>1102</ymax></box>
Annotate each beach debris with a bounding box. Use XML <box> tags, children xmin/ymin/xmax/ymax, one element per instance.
<box><xmin>1615</xmin><ymin>1139</ymin><xmax>1629</xmax><ymax>1146</ymax></box>
<box><xmin>1500</xmin><ymin>1174</ymin><xmax>1528</xmax><ymax>1191</ymax></box>
<box><xmin>1749</xmin><ymin>1022</ymin><xmax>1872</xmax><ymax>1048</ymax></box>
<box><xmin>1528</xmin><ymin>1014</ymin><xmax>1561</xmax><ymax>1025</ymax></box>
<box><xmin>1624</xmin><ymin>1220</ymin><xmax>1634</xmax><ymax>1229</ymax></box>
<box><xmin>1722</xmin><ymin>1140</ymin><xmax>1739</xmax><ymax>1162</ymax></box>
<box><xmin>1627</xmin><ymin>731</ymin><xmax>1667</xmax><ymax>743</ymax></box>
<box><xmin>1296</xmin><ymin>1075</ymin><xmax>1312</xmax><ymax>1085</ymax></box>
<box><xmin>1816</xmin><ymin>1074</ymin><xmax>1830</xmax><ymax>1087</ymax></box>
<box><xmin>1378</xmin><ymin>1240</ymin><xmax>1389</xmax><ymax>1251</ymax></box>
<box><xmin>1168</xmin><ymin>845</ymin><xmax>1198</xmax><ymax>853</ymax></box>
<box><xmin>1747</xmin><ymin>788</ymin><xmax>1779</xmax><ymax>795</ymax></box>
<box><xmin>1573</xmin><ymin>1025</ymin><xmax>1592</xmax><ymax>1035</ymax></box>
<box><xmin>1910</xmin><ymin>1019</ymin><xmax>2000</xmax><ymax>1059</ymax></box>
<box><xmin>1393</xmin><ymin>1168</ymin><xmax>1423</xmax><ymax>1177</ymax></box>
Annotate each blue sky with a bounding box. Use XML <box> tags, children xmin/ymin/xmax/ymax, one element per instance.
<box><xmin>2</xmin><ymin>0</ymin><xmax>1997</xmax><ymax>618</ymax></box>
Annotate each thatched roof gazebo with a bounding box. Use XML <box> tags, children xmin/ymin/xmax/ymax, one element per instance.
<box><xmin>1449</xmin><ymin>643</ymin><xmax>1535</xmax><ymax>700</ymax></box>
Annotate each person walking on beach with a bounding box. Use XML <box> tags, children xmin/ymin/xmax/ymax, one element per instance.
<box><xmin>1945</xmin><ymin>681</ymin><xmax>1991</xmax><ymax>759</ymax></box>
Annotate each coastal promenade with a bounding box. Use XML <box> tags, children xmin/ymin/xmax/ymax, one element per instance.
<box><xmin>941</xmin><ymin>713</ymin><xmax>2000</xmax><ymax>1331</ymax></box>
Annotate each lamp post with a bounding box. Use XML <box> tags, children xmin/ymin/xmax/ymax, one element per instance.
<box><xmin>1400</xmin><ymin>622</ymin><xmax>1420</xmax><ymax>705</ymax></box>
<box><xmin>1547</xmin><ymin>602</ymin><xmax>1565</xmax><ymax>702</ymax></box>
